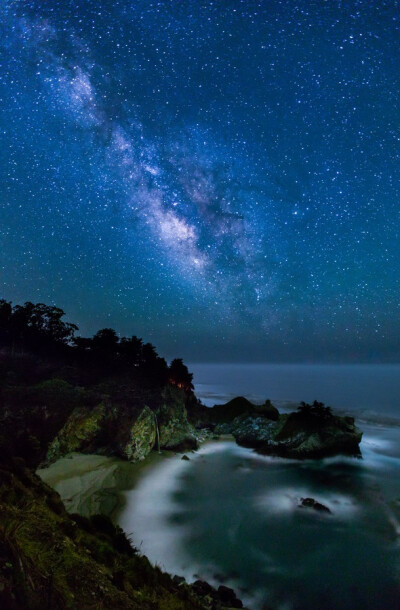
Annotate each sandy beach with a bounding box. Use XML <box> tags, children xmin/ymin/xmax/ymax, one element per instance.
<box><xmin>37</xmin><ymin>451</ymin><xmax>172</xmax><ymax>517</ymax></box>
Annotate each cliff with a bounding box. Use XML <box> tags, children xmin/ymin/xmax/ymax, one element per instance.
<box><xmin>45</xmin><ymin>385</ymin><xmax>200</xmax><ymax>465</ymax></box>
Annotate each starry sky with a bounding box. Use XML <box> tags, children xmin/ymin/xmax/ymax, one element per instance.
<box><xmin>1</xmin><ymin>0</ymin><xmax>399</xmax><ymax>362</ymax></box>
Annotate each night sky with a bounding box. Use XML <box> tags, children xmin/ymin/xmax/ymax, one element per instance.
<box><xmin>1</xmin><ymin>1</ymin><xmax>399</xmax><ymax>362</ymax></box>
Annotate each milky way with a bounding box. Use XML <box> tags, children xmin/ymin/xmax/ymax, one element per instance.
<box><xmin>1</xmin><ymin>1</ymin><xmax>399</xmax><ymax>361</ymax></box>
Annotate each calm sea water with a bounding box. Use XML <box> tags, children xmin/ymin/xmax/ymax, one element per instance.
<box><xmin>190</xmin><ymin>363</ymin><xmax>400</xmax><ymax>420</ymax></box>
<box><xmin>117</xmin><ymin>364</ymin><xmax>400</xmax><ymax>610</ymax></box>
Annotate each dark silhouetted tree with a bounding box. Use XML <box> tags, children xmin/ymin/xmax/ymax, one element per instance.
<box><xmin>73</xmin><ymin>336</ymin><xmax>93</xmax><ymax>351</ymax></box>
<box><xmin>0</xmin><ymin>301</ymin><xmax>77</xmax><ymax>354</ymax></box>
<box><xmin>119</xmin><ymin>336</ymin><xmax>143</xmax><ymax>367</ymax></box>
<box><xmin>92</xmin><ymin>328</ymin><xmax>119</xmax><ymax>352</ymax></box>
<box><xmin>297</xmin><ymin>400</ymin><xmax>333</xmax><ymax>420</ymax></box>
<box><xmin>168</xmin><ymin>358</ymin><xmax>194</xmax><ymax>391</ymax></box>
<box><xmin>0</xmin><ymin>299</ymin><xmax>12</xmax><ymax>345</ymax></box>
<box><xmin>139</xmin><ymin>342</ymin><xmax>168</xmax><ymax>386</ymax></box>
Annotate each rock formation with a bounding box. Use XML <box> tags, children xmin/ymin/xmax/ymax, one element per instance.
<box><xmin>213</xmin><ymin>400</ymin><xmax>362</xmax><ymax>459</ymax></box>
<box><xmin>46</xmin><ymin>385</ymin><xmax>200</xmax><ymax>464</ymax></box>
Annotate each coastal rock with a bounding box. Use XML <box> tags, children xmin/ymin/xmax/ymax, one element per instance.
<box><xmin>157</xmin><ymin>385</ymin><xmax>198</xmax><ymax>451</ymax></box>
<box><xmin>192</xmin><ymin>580</ymin><xmax>214</xmax><ymax>596</ymax></box>
<box><xmin>299</xmin><ymin>497</ymin><xmax>331</xmax><ymax>513</ymax></box>
<box><xmin>226</xmin><ymin>402</ymin><xmax>362</xmax><ymax>459</ymax></box>
<box><xmin>122</xmin><ymin>405</ymin><xmax>156</xmax><ymax>461</ymax></box>
<box><xmin>217</xmin><ymin>584</ymin><xmax>243</xmax><ymax>608</ymax></box>
<box><xmin>219</xmin><ymin>415</ymin><xmax>276</xmax><ymax>447</ymax></box>
<box><xmin>46</xmin><ymin>402</ymin><xmax>109</xmax><ymax>463</ymax></box>
<box><xmin>269</xmin><ymin>409</ymin><xmax>363</xmax><ymax>459</ymax></box>
<box><xmin>254</xmin><ymin>399</ymin><xmax>280</xmax><ymax>421</ymax></box>
<box><xmin>44</xmin><ymin>385</ymin><xmax>203</xmax><ymax>464</ymax></box>
<box><xmin>191</xmin><ymin>580</ymin><xmax>245</xmax><ymax>609</ymax></box>
<box><xmin>209</xmin><ymin>396</ymin><xmax>279</xmax><ymax>427</ymax></box>
<box><xmin>46</xmin><ymin>400</ymin><xmax>158</xmax><ymax>464</ymax></box>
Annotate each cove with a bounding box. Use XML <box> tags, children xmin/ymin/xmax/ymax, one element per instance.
<box><xmin>40</xmin><ymin>424</ymin><xmax>400</xmax><ymax>610</ymax></box>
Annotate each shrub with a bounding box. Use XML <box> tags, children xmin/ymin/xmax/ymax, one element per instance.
<box><xmin>297</xmin><ymin>400</ymin><xmax>333</xmax><ymax>420</ymax></box>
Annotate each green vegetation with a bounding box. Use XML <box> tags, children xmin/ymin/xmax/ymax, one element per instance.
<box><xmin>276</xmin><ymin>400</ymin><xmax>352</xmax><ymax>444</ymax></box>
<box><xmin>0</xmin><ymin>299</ymin><xmax>234</xmax><ymax>609</ymax></box>
<box><xmin>0</xmin><ymin>297</ymin><xmax>361</xmax><ymax>606</ymax></box>
<box><xmin>0</xmin><ymin>299</ymin><xmax>196</xmax><ymax>467</ymax></box>
<box><xmin>0</xmin><ymin>460</ymin><xmax>206</xmax><ymax>609</ymax></box>
<box><xmin>275</xmin><ymin>400</ymin><xmax>335</xmax><ymax>441</ymax></box>
<box><xmin>168</xmin><ymin>359</ymin><xmax>194</xmax><ymax>392</ymax></box>
<box><xmin>0</xmin><ymin>299</ymin><xmax>194</xmax><ymax>389</ymax></box>
<box><xmin>297</xmin><ymin>400</ymin><xmax>333</xmax><ymax>420</ymax></box>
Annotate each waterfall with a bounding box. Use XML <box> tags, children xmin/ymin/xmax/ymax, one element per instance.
<box><xmin>154</xmin><ymin>412</ymin><xmax>161</xmax><ymax>454</ymax></box>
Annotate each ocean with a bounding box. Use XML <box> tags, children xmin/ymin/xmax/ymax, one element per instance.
<box><xmin>190</xmin><ymin>363</ymin><xmax>400</xmax><ymax>419</ymax></box>
<box><xmin>118</xmin><ymin>364</ymin><xmax>400</xmax><ymax>610</ymax></box>
<box><xmin>41</xmin><ymin>364</ymin><xmax>400</xmax><ymax>610</ymax></box>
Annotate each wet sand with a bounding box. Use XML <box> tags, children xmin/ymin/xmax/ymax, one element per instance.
<box><xmin>37</xmin><ymin>450</ymin><xmax>173</xmax><ymax>517</ymax></box>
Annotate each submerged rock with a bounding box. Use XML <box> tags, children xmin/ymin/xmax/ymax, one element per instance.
<box><xmin>299</xmin><ymin>497</ymin><xmax>331</xmax><ymax>513</ymax></box>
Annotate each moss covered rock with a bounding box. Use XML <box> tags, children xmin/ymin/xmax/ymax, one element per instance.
<box><xmin>43</xmin><ymin>384</ymin><xmax>202</xmax><ymax>464</ymax></box>
<box><xmin>157</xmin><ymin>386</ymin><xmax>198</xmax><ymax>451</ymax></box>
<box><xmin>46</xmin><ymin>403</ymin><xmax>109</xmax><ymax>463</ymax></box>
<box><xmin>122</xmin><ymin>406</ymin><xmax>156</xmax><ymax>461</ymax></box>
<box><xmin>231</xmin><ymin>410</ymin><xmax>363</xmax><ymax>459</ymax></box>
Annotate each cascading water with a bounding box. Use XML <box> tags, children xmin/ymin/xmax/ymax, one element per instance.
<box><xmin>154</xmin><ymin>411</ymin><xmax>161</xmax><ymax>454</ymax></box>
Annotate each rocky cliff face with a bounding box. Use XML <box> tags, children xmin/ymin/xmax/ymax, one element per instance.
<box><xmin>157</xmin><ymin>385</ymin><xmax>198</xmax><ymax>451</ymax></box>
<box><xmin>45</xmin><ymin>388</ymin><xmax>363</xmax><ymax>464</ymax></box>
<box><xmin>45</xmin><ymin>386</ymin><xmax>199</xmax><ymax>464</ymax></box>
<box><xmin>123</xmin><ymin>405</ymin><xmax>157</xmax><ymax>461</ymax></box>
<box><xmin>46</xmin><ymin>402</ymin><xmax>112</xmax><ymax>463</ymax></box>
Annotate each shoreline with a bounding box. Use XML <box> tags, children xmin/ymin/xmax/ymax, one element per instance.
<box><xmin>38</xmin><ymin>417</ymin><xmax>367</xmax><ymax>520</ymax></box>
<box><xmin>37</xmin><ymin>450</ymin><xmax>171</xmax><ymax>518</ymax></box>
<box><xmin>37</xmin><ymin>445</ymin><xmax>207</xmax><ymax>519</ymax></box>
<box><xmin>37</xmin><ymin>427</ymin><xmax>233</xmax><ymax>518</ymax></box>
<box><xmin>36</xmin><ymin>426</ymin><xmax>400</xmax><ymax>610</ymax></box>
<box><xmin>37</xmin><ymin>422</ymin><xmax>387</xmax><ymax>527</ymax></box>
